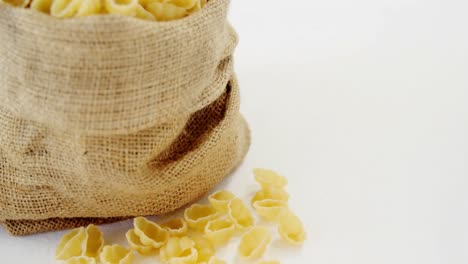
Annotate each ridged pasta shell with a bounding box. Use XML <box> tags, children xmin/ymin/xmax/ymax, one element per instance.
<box><xmin>253</xmin><ymin>168</ymin><xmax>288</xmax><ymax>189</ymax></box>
<box><xmin>227</xmin><ymin>198</ymin><xmax>254</xmax><ymax>230</ymax></box>
<box><xmin>251</xmin><ymin>188</ymin><xmax>290</xmax><ymax>205</ymax></box>
<box><xmin>161</xmin><ymin>218</ymin><xmax>188</xmax><ymax>237</ymax></box>
<box><xmin>159</xmin><ymin>237</ymin><xmax>197</xmax><ymax>264</ymax></box>
<box><xmin>192</xmin><ymin>235</ymin><xmax>215</xmax><ymax>263</ymax></box>
<box><xmin>208</xmin><ymin>190</ymin><xmax>236</xmax><ymax>213</ymax></box>
<box><xmin>278</xmin><ymin>210</ymin><xmax>306</xmax><ymax>245</ymax></box>
<box><xmin>65</xmin><ymin>256</ymin><xmax>97</xmax><ymax>264</ymax></box>
<box><xmin>55</xmin><ymin>227</ymin><xmax>86</xmax><ymax>260</ymax></box>
<box><xmin>133</xmin><ymin>217</ymin><xmax>169</xmax><ymax>248</ymax></box>
<box><xmin>204</xmin><ymin>218</ymin><xmax>235</xmax><ymax>246</ymax></box>
<box><xmin>184</xmin><ymin>204</ymin><xmax>220</xmax><ymax>231</ymax></box>
<box><xmin>126</xmin><ymin>229</ymin><xmax>156</xmax><ymax>255</ymax></box>
<box><xmin>82</xmin><ymin>224</ymin><xmax>104</xmax><ymax>258</ymax></box>
<box><xmin>100</xmin><ymin>245</ymin><xmax>134</xmax><ymax>264</ymax></box>
<box><xmin>252</xmin><ymin>199</ymin><xmax>288</xmax><ymax>221</ymax></box>
<box><xmin>238</xmin><ymin>227</ymin><xmax>272</xmax><ymax>260</ymax></box>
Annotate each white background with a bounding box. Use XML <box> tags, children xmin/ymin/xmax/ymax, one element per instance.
<box><xmin>2</xmin><ymin>0</ymin><xmax>468</xmax><ymax>263</ymax></box>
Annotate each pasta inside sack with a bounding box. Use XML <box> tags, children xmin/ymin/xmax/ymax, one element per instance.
<box><xmin>184</xmin><ymin>204</ymin><xmax>220</xmax><ymax>231</ymax></box>
<box><xmin>238</xmin><ymin>227</ymin><xmax>272</xmax><ymax>260</ymax></box>
<box><xmin>278</xmin><ymin>210</ymin><xmax>306</xmax><ymax>245</ymax></box>
<box><xmin>3</xmin><ymin>0</ymin><xmax>29</xmax><ymax>7</ymax></box>
<box><xmin>55</xmin><ymin>227</ymin><xmax>86</xmax><ymax>260</ymax></box>
<box><xmin>82</xmin><ymin>224</ymin><xmax>104</xmax><ymax>258</ymax></box>
<box><xmin>100</xmin><ymin>245</ymin><xmax>134</xmax><ymax>264</ymax></box>
<box><xmin>253</xmin><ymin>168</ymin><xmax>288</xmax><ymax>189</ymax></box>
<box><xmin>227</xmin><ymin>198</ymin><xmax>254</xmax><ymax>230</ymax></box>
<box><xmin>208</xmin><ymin>190</ymin><xmax>236</xmax><ymax>213</ymax></box>
<box><xmin>251</xmin><ymin>188</ymin><xmax>290</xmax><ymax>205</ymax></box>
<box><xmin>204</xmin><ymin>218</ymin><xmax>235</xmax><ymax>246</ymax></box>
<box><xmin>133</xmin><ymin>217</ymin><xmax>170</xmax><ymax>248</ymax></box>
<box><xmin>159</xmin><ymin>236</ymin><xmax>197</xmax><ymax>264</ymax></box>
<box><xmin>192</xmin><ymin>235</ymin><xmax>215</xmax><ymax>263</ymax></box>
<box><xmin>253</xmin><ymin>199</ymin><xmax>288</xmax><ymax>221</ymax></box>
<box><xmin>125</xmin><ymin>229</ymin><xmax>156</xmax><ymax>255</ymax></box>
<box><xmin>161</xmin><ymin>217</ymin><xmax>188</xmax><ymax>237</ymax></box>
<box><xmin>105</xmin><ymin>0</ymin><xmax>138</xmax><ymax>16</ymax></box>
<box><xmin>65</xmin><ymin>256</ymin><xmax>98</xmax><ymax>264</ymax></box>
<box><xmin>30</xmin><ymin>0</ymin><xmax>53</xmax><ymax>13</ymax></box>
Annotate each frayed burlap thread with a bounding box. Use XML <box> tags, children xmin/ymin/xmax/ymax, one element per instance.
<box><xmin>0</xmin><ymin>0</ymin><xmax>250</xmax><ymax>236</ymax></box>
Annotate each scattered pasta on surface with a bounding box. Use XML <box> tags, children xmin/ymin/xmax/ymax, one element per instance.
<box><xmin>251</xmin><ymin>188</ymin><xmax>290</xmax><ymax>205</ymax></box>
<box><xmin>238</xmin><ymin>227</ymin><xmax>272</xmax><ymax>260</ymax></box>
<box><xmin>192</xmin><ymin>235</ymin><xmax>215</xmax><ymax>263</ymax></box>
<box><xmin>55</xmin><ymin>227</ymin><xmax>86</xmax><ymax>260</ymax></box>
<box><xmin>227</xmin><ymin>198</ymin><xmax>254</xmax><ymax>230</ymax></box>
<box><xmin>161</xmin><ymin>217</ymin><xmax>188</xmax><ymax>237</ymax></box>
<box><xmin>253</xmin><ymin>199</ymin><xmax>288</xmax><ymax>221</ymax></box>
<box><xmin>82</xmin><ymin>224</ymin><xmax>104</xmax><ymax>258</ymax></box>
<box><xmin>159</xmin><ymin>236</ymin><xmax>197</xmax><ymax>264</ymax></box>
<box><xmin>184</xmin><ymin>204</ymin><xmax>220</xmax><ymax>231</ymax></box>
<box><xmin>208</xmin><ymin>190</ymin><xmax>236</xmax><ymax>213</ymax></box>
<box><xmin>100</xmin><ymin>245</ymin><xmax>133</xmax><ymax>264</ymax></box>
<box><xmin>253</xmin><ymin>168</ymin><xmax>288</xmax><ymax>189</ymax></box>
<box><xmin>204</xmin><ymin>218</ymin><xmax>235</xmax><ymax>246</ymax></box>
<box><xmin>133</xmin><ymin>217</ymin><xmax>169</xmax><ymax>248</ymax></box>
<box><xmin>278</xmin><ymin>210</ymin><xmax>306</xmax><ymax>245</ymax></box>
<box><xmin>125</xmin><ymin>229</ymin><xmax>156</xmax><ymax>255</ymax></box>
<box><xmin>65</xmin><ymin>256</ymin><xmax>97</xmax><ymax>264</ymax></box>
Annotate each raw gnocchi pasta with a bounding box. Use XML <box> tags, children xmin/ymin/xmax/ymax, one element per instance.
<box><xmin>100</xmin><ymin>245</ymin><xmax>134</xmax><ymax>264</ymax></box>
<box><xmin>125</xmin><ymin>229</ymin><xmax>156</xmax><ymax>255</ymax></box>
<box><xmin>55</xmin><ymin>227</ymin><xmax>86</xmax><ymax>260</ymax></box>
<box><xmin>133</xmin><ymin>217</ymin><xmax>170</xmax><ymax>248</ymax></box>
<box><xmin>253</xmin><ymin>168</ymin><xmax>288</xmax><ymax>189</ymax></box>
<box><xmin>159</xmin><ymin>236</ymin><xmax>198</xmax><ymax>264</ymax></box>
<box><xmin>161</xmin><ymin>217</ymin><xmax>188</xmax><ymax>237</ymax></box>
<box><xmin>238</xmin><ymin>227</ymin><xmax>272</xmax><ymax>260</ymax></box>
<box><xmin>277</xmin><ymin>210</ymin><xmax>306</xmax><ymax>245</ymax></box>
<box><xmin>208</xmin><ymin>190</ymin><xmax>236</xmax><ymax>213</ymax></box>
<box><xmin>184</xmin><ymin>204</ymin><xmax>220</xmax><ymax>231</ymax></box>
<box><xmin>252</xmin><ymin>199</ymin><xmax>288</xmax><ymax>221</ymax></box>
<box><xmin>227</xmin><ymin>198</ymin><xmax>254</xmax><ymax>230</ymax></box>
<box><xmin>204</xmin><ymin>218</ymin><xmax>235</xmax><ymax>246</ymax></box>
<box><xmin>65</xmin><ymin>256</ymin><xmax>97</xmax><ymax>264</ymax></box>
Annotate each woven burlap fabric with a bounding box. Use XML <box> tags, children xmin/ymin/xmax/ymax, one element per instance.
<box><xmin>0</xmin><ymin>0</ymin><xmax>250</xmax><ymax>236</ymax></box>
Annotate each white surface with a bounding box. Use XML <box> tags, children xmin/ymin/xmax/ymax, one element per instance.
<box><xmin>1</xmin><ymin>0</ymin><xmax>468</xmax><ymax>263</ymax></box>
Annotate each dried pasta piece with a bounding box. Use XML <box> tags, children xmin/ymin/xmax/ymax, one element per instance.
<box><xmin>204</xmin><ymin>218</ymin><xmax>235</xmax><ymax>247</ymax></box>
<box><xmin>55</xmin><ymin>227</ymin><xmax>86</xmax><ymax>260</ymax></box>
<box><xmin>227</xmin><ymin>198</ymin><xmax>254</xmax><ymax>230</ymax></box>
<box><xmin>65</xmin><ymin>256</ymin><xmax>97</xmax><ymax>264</ymax></box>
<box><xmin>208</xmin><ymin>190</ymin><xmax>236</xmax><ymax>213</ymax></box>
<box><xmin>30</xmin><ymin>0</ymin><xmax>53</xmax><ymax>13</ymax></box>
<box><xmin>253</xmin><ymin>168</ymin><xmax>288</xmax><ymax>189</ymax></box>
<box><xmin>146</xmin><ymin>2</ymin><xmax>187</xmax><ymax>21</ymax></box>
<box><xmin>168</xmin><ymin>0</ymin><xmax>196</xmax><ymax>9</ymax></box>
<box><xmin>192</xmin><ymin>235</ymin><xmax>215</xmax><ymax>263</ymax></box>
<box><xmin>251</xmin><ymin>188</ymin><xmax>289</xmax><ymax>205</ymax></box>
<box><xmin>50</xmin><ymin>0</ymin><xmax>82</xmax><ymax>18</ymax></box>
<box><xmin>76</xmin><ymin>0</ymin><xmax>101</xmax><ymax>16</ymax></box>
<box><xmin>184</xmin><ymin>204</ymin><xmax>220</xmax><ymax>232</ymax></box>
<box><xmin>161</xmin><ymin>217</ymin><xmax>188</xmax><ymax>237</ymax></box>
<box><xmin>135</xmin><ymin>3</ymin><xmax>155</xmax><ymax>20</ymax></box>
<box><xmin>105</xmin><ymin>0</ymin><xmax>138</xmax><ymax>16</ymax></box>
<box><xmin>238</xmin><ymin>227</ymin><xmax>272</xmax><ymax>260</ymax></box>
<box><xmin>253</xmin><ymin>199</ymin><xmax>288</xmax><ymax>221</ymax></box>
<box><xmin>198</xmin><ymin>256</ymin><xmax>226</xmax><ymax>264</ymax></box>
<box><xmin>133</xmin><ymin>217</ymin><xmax>169</xmax><ymax>248</ymax></box>
<box><xmin>187</xmin><ymin>0</ymin><xmax>205</xmax><ymax>12</ymax></box>
<box><xmin>100</xmin><ymin>245</ymin><xmax>133</xmax><ymax>264</ymax></box>
<box><xmin>82</xmin><ymin>224</ymin><xmax>104</xmax><ymax>258</ymax></box>
<box><xmin>256</xmin><ymin>261</ymin><xmax>280</xmax><ymax>264</ymax></box>
<box><xmin>159</xmin><ymin>236</ymin><xmax>197</xmax><ymax>264</ymax></box>
<box><xmin>126</xmin><ymin>229</ymin><xmax>156</xmax><ymax>255</ymax></box>
<box><xmin>3</xmin><ymin>0</ymin><xmax>30</xmax><ymax>7</ymax></box>
<box><xmin>278</xmin><ymin>210</ymin><xmax>306</xmax><ymax>245</ymax></box>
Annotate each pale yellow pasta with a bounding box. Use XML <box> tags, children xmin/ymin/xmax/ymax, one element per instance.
<box><xmin>184</xmin><ymin>204</ymin><xmax>220</xmax><ymax>231</ymax></box>
<box><xmin>100</xmin><ymin>245</ymin><xmax>134</xmax><ymax>264</ymax></box>
<box><xmin>161</xmin><ymin>217</ymin><xmax>188</xmax><ymax>237</ymax></box>
<box><xmin>50</xmin><ymin>0</ymin><xmax>82</xmax><ymax>18</ymax></box>
<box><xmin>208</xmin><ymin>190</ymin><xmax>235</xmax><ymax>213</ymax></box>
<box><xmin>133</xmin><ymin>217</ymin><xmax>170</xmax><ymax>248</ymax></box>
<box><xmin>253</xmin><ymin>168</ymin><xmax>288</xmax><ymax>189</ymax></box>
<box><xmin>251</xmin><ymin>188</ymin><xmax>289</xmax><ymax>205</ymax></box>
<box><xmin>76</xmin><ymin>0</ymin><xmax>101</xmax><ymax>17</ymax></box>
<box><xmin>238</xmin><ymin>227</ymin><xmax>272</xmax><ymax>260</ymax></box>
<box><xmin>168</xmin><ymin>0</ymin><xmax>196</xmax><ymax>9</ymax></box>
<box><xmin>159</xmin><ymin>236</ymin><xmax>197</xmax><ymax>264</ymax></box>
<box><xmin>146</xmin><ymin>2</ymin><xmax>187</xmax><ymax>21</ymax></box>
<box><xmin>65</xmin><ymin>256</ymin><xmax>97</xmax><ymax>264</ymax></box>
<box><xmin>55</xmin><ymin>227</ymin><xmax>86</xmax><ymax>260</ymax></box>
<box><xmin>30</xmin><ymin>0</ymin><xmax>53</xmax><ymax>13</ymax></box>
<box><xmin>192</xmin><ymin>235</ymin><xmax>215</xmax><ymax>263</ymax></box>
<box><xmin>204</xmin><ymin>218</ymin><xmax>235</xmax><ymax>247</ymax></box>
<box><xmin>256</xmin><ymin>260</ymin><xmax>280</xmax><ymax>264</ymax></box>
<box><xmin>135</xmin><ymin>3</ymin><xmax>154</xmax><ymax>20</ymax></box>
<box><xmin>199</xmin><ymin>256</ymin><xmax>226</xmax><ymax>264</ymax></box>
<box><xmin>82</xmin><ymin>224</ymin><xmax>104</xmax><ymax>258</ymax></box>
<box><xmin>277</xmin><ymin>210</ymin><xmax>306</xmax><ymax>245</ymax></box>
<box><xmin>105</xmin><ymin>0</ymin><xmax>138</xmax><ymax>16</ymax></box>
<box><xmin>253</xmin><ymin>199</ymin><xmax>288</xmax><ymax>221</ymax></box>
<box><xmin>126</xmin><ymin>229</ymin><xmax>156</xmax><ymax>255</ymax></box>
<box><xmin>227</xmin><ymin>198</ymin><xmax>254</xmax><ymax>230</ymax></box>
<box><xmin>2</xmin><ymin>0</ymin><xmax>30</xmax><ymax>7</ymax></box>
<box><xmin>187</xmin><ymin>0</ymin><xmax>205</xmax><ymax>12</ymax></box>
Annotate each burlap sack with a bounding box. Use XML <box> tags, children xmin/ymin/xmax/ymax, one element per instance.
<box><xmin>0</xmin><ymin>0</ymin><xmax>250</xmax><ymax>236</ymax></box>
